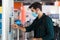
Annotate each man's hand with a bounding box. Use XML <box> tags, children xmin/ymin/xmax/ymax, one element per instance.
<box><xmin>39</xmin><ymin>38</ymin><xmax>43</xmax><ymax>40</ymax></box>
<box><xmin>11</xmin><ymin>24</ymin><xmax>26</xmax><ymax>32</ymax></box>
<box><xmin>32</xmin><ymin>38</ymin><xmax>43</xmax><ymax>40</ymax></box>
<box><xmin>32</xmin><ymin>38</ymin><xmax>37</xmax><ymax>40</ymax></box>
<box><xmin>11</xmin><ymin>24</ymin><xmax>19</xmax><ymax>29</ymax></box>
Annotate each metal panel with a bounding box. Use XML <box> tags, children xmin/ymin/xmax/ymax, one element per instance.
<box><xmin>41</xmin><ymin>0</ymin><xmax>56</xmax><ymax>2</ymax></box>
<box><xmin>15</xmin><ymin>0</ymin><xmax>56</xmax><ymax>2</ymax></box>
<box><xmin>15</xmin><ymin>0</ymin><xmax>41</xmax><ymax>3</ymax></box>
<box><xmin>17</xmin><ymin>0</ymin><xmax>24</xmax><ymax>1</ymax></box>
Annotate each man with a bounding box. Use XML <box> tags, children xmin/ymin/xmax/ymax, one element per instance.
<box><xmin>12</xmin><ymin>2</ymin><xmax>54</xmax><ymax>40</ymax></box>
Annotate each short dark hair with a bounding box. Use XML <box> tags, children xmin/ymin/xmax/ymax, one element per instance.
<box><xmin>29</xmin><ymin>2</ymin><xmax>42</xmax><ymax>11</ymax></box>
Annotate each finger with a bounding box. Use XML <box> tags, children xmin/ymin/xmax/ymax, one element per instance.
<box><xmin>32</xmin><ymin>38</ymin><xmax>37</xmax><ymax>40</ymax></box>
<box><xmin>39</xmin><ymin>38</ymin><xmax>43</xmax><ymax>40</ymax></box>
<box><xmin>11</xmin><ymin>25</ymin><xmax>15</xmax><ymax>28</ymax></box>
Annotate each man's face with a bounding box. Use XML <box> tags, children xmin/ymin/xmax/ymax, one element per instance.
<box><xmin>30</xmin><ymin>7</ymin><xmax>38</xmax><ymax>17</ymax></box>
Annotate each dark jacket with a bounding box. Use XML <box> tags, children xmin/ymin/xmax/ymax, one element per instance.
<box><xmin>25</xmin><ymin>13</ymin><xmax>54</xmax><ymax>40</ymax></box>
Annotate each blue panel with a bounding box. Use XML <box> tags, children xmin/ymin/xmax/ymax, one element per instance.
<box><xmin>0</xmin><ymin>14</ymin><xmax>2</xmax><ymax>34</ymax></box>
<box><xmin>0</xmin><ymin>22</ymin><xmax>2</xmax><ymax>29</ymax></box>
<box><xmin>0</xmin><ymin>14</ymin><xmax>2</xmax><ymax>19</ymax></box>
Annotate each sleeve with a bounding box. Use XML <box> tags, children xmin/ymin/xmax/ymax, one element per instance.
<box><xmin>43</xmin><ymin>17</ymin><xmax>54</xmax><ymax>40</ymax></box>
<box><xmin>25</xmin><ymin>21</ymin><xmax>35</xmax><ymax>32</ymax></box>
<box><xmin>25</xmin><ymin>24</ymin><xmax>34</xmax><ymax>32</ymax></box>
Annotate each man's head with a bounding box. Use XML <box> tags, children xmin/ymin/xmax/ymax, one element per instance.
<box><xmin>29</xmin><ymin>2</ymin><xmax>42</xmax><ymax>14</ymax></box>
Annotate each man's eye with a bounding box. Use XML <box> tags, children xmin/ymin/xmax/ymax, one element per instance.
<box><xmin>31</xmin><ymin>10</ymin><xmax>33</xmax><ymax>12</ymax></box>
